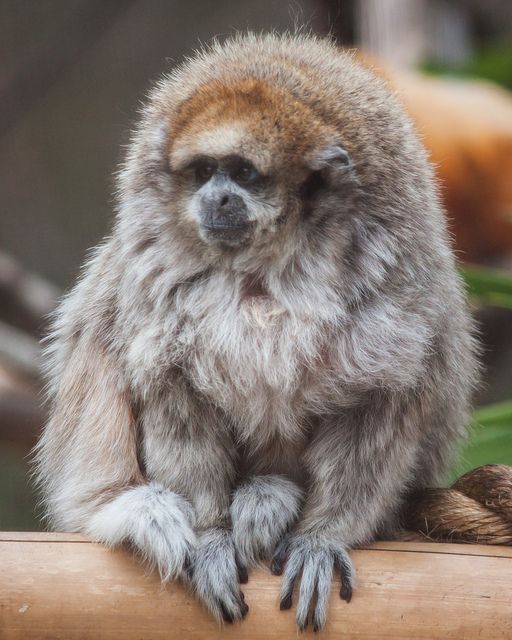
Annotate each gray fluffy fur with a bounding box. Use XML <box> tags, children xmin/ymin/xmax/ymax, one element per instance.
<box><xmin>231</xmin><ymin>475</ymin><xmax>303</xmax><ymax>567</ymax></box>
<box><xmin>34</xmin><ymin>33</ymin><xmax>478</xmax><ymax>630</ymax></box>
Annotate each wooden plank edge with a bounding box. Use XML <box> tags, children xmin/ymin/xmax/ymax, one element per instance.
<box><xmin>1</xmin><ymin>531</ymin><xmax>511</xmax><ymax>557</ymax></box>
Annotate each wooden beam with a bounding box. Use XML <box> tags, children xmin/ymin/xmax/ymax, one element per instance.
<box><xmin>1</xmin><ymin>532</ymin><xmax>511</xmax><ymax>639</ymax></box>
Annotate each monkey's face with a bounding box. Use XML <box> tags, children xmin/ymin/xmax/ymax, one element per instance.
<box><xmin>164</xmin><ymin>80</ymin><xmax>358</xmax><ymax>257</ymax></box>
<box><xmin>170</xmin><ymin>145</ymin><xmax>357</xmax><ymax>257</ymax></box>
<box><xmin>170</xmin><ymin>149</ymin><xmax>279</xmax><ymax>249</ymax></box>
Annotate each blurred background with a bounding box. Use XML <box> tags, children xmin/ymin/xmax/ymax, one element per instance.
<box><xmin>1</xmin><ymin>0</ymin><xmax>512</xmax><ymax>530</ymax></box>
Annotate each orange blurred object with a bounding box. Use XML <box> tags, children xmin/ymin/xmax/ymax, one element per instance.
<box><xmin>393</xmin><ymin>73</ymin><xmax>512</xmax><ymax>263</ymax></box>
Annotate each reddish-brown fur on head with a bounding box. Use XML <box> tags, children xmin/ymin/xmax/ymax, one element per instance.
<box><xmin>168</xmin><ymin>78</ymin><xmax>334</xmax><ymax>179</ymax></box>
<box><xmin>119</xmin><ymin>35</ymin><xmax>421</xmax><ymax>262</ymax></box>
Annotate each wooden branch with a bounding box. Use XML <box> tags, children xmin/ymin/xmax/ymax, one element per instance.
<box><xmin>2</xmin><ymin>533</ymin><xmax>511</xmax><ymax>639</ymax></box>
<box><xmin>0</xmin><ymin>320</ymin><xmax>41</xmax><ymax>380</ymax></box>
<box><xmin>0</xmin><ymin>251</ymin><xmax>60</xmax><ymax>336</ymax></box>
<box><xmin>0</xmin><ymin>390</ymin><xmax>43</xmax><ymax>446</ymax></box>
<box><xmin>0</xmin><ymin>362</ymin><xmax>43</xmax><ymax>445</ymax></box>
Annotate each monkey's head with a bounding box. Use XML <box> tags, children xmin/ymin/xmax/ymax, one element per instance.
<box><xmin>120</xmin><ymin>35</ymin><xmax>430</xmax><ymax>277</ymax></box>
<box><xmin>164</xmin><ymin>78</ymin><xmax>358</xmax><ymax>256</ymax></box>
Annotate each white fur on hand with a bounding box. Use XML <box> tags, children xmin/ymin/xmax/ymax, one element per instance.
<box><xmin>85</xmin><ymin>483</ymin><xmax>196</xmax><ymax>581</ymax></box>
<box><xmin>231</xmin><ymin>475</ymin><xmax>303</xmax><ymax>566</ymax></box>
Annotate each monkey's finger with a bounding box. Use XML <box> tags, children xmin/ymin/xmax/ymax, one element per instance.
<box><xmin>232</xmin><ymin>589</ymin><xmax>249</xmax><ymax>619</ymax></box>
<box><xmin>235</xmin><ymin>552</ymin><xmax>249</xmax><ymax>584</ymax></box>
<box><xmin>271</xmin><ymin>534</ymin><xmax>291</xmax><ymax>575</ymax></box>
<box><xmin>216</xmin><ymin>588</ymin><xmax>249</xmax><ymax>623</ymax></box>
<box><xmin>219</xmin><ymin>600</ymin><xmax>236</xmax><ymax>624</ymax></box>
<box><xmin>238</xmin><ymin>593</ymin><xmax>249</xmax><ymax>618</ymax></box>
<box><xmin>238</xmin><ymin>565</ymin><xmax>248</xmax><ymax>583</ymax></box>
<box><xmin>295</xmin><ymin>556</ymin><xmax>318</xmax><ymax>631</ymax></box>
<box><xmin>311</xmin><ymin>558</ymin><xmax>334</xmax><ymax>632</ymax></box>
<box><xmin>340</xmin><ymin>581</ymin><xmax>352</xmax><ymax>603</ymax></box>
<box><xmin>335</xmin><ymin>550</ymin><xmax>354</xmax><ymax>603</ymax></box>
<box><xmin>279</xmin><ymin>542</ymin><xmax>304</xmax><ymax>610</ymax></box>
<box><xmin>279</xmin><ymin>574</ymin><xmax>297</xmax><ymax>611</ymax></box>
<box><xmin>182</xmin><ymin>553</ymin><xmax>194</xmax><ymax>582</ymax></box>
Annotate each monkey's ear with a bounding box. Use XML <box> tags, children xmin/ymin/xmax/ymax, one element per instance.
<box><xmin>309</xmin><ymin>144</ymin><xmax>352</xmax><ymax>172</ymax></box>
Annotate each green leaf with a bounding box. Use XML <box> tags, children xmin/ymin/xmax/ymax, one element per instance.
<box><xmin>472</xmin><ymin>400</ymin><xmax>512</xmax><ymax>427</ymax></box>
<box><xmin>461</xmin><ymin>265</ymin><xmax>512</xmax><ymax>309</ymax></box>
<box><xmin>451</xmin><ymin>400</ymin><xmax>512</xmax><ymax>480</ymax></box>
<box><xmin>421</xmin><ymin>45</ymin><xmax>512</xmax><ymax>91</ymax></box>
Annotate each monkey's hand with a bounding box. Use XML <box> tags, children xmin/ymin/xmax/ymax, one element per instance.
<box><xmin>189</xmin><ymin>528</ymin><xmax>249</xmax><ymax>624</ymax></box>
<box><xmin>231</xmin><ymin>475</ymin><xmax>303</xmax><ymax>567</ymax></box>
<box><xmin>270</xmin><ymin>532</ymin><xmax>354</xmax><ymax>632</ymax></box>
<box><xmin>86</xmin><ymin>484</ymin><xmax>197</xmax><ymax>582</ymax></box>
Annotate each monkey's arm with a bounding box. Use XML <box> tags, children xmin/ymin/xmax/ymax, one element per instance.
<box><xmin>139</xmin><ymin>383</ymin><xmax>248</xmax><ymax>623</ymax></box>
<box><xmin>271</xmin><ymin>391</ymin><xmax>424</xmax><ymax>631</ymax></box>
<box><xmin>34</xmin><ymin>338</ymin><xmax>196</xmax><ymax>581</ymax></box>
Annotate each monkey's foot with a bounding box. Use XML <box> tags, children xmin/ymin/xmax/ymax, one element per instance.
<box><xmin>190</xmin><ymin>528</ymin><xmax>249</xmax><ymax>624</ymax></box>
<box><xmin>231</xmin><ymin>475</ymin><xmax>303</xmax><ymax>568</ymax></box>
<box><xmin>271</xmin><ymin>533</ymin><xmax>354</xmax><ymax>632</ymax></box>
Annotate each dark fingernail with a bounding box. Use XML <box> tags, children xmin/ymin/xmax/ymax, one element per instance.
<box><xmin>241</xmin><ymin>601</ymin><xmax>249</xmax><ymax>618</ymax></box>
<box><xmin>312</xmin><ymin>610</ymin><xmax>325</xmax><ymax>632</ymax></box>
<box><xmin>238</xmin><ymin>564</ymin><xmax>249</xmax><ymax>583</ymax></box>
<box><xmin>220</xmin><ymin>602</ymin><xmax>235</xmax><ymax>623</ymax></box>
<box><xmin>236</xmin><ymin>551</ymin><xmax>249</xmax><ymax>584</ymax></box>
<box><xmin>271</xmin><ymin>536</ymin><xmax>289</xmax><ymax>575</ymax></box>
<box><xmin>183</xmin><ymin>555</ymin><xmax>194</xmax><ymax>580</ymax></box>
<box><xmin>340</xmin><ymin>583</ymin><xmax>352</xmax><ymax>603</ymax></box>
<box><xmin>280</xmin><ymin>593</ymin><xmax>293</xmax><ymax>610</ymax></box>
<box><xmin>271</xmin><ymin>558</ymin><xmax>284</xmax><ymax>575</ymax></box>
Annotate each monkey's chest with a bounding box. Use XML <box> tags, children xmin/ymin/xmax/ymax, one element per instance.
<box><xmin>178</xmin><ymin>307</ymin><xmax>326</xmax><ymax>443</ymax></box>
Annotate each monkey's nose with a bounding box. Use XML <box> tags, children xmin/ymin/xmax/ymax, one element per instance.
<box><xmin>217</xmin><ymin>192</ymin><xmax>243</xmax><ymax>211</ymax></box>
<box><xmin>200</xmin><ymin>192</ymin><xmax>253</xmax><ymax>244</ymax></box>
<box><xmin>201</xmin><ymin>193</ymin><xmax>248</xmax><ymax>228</ymax></box>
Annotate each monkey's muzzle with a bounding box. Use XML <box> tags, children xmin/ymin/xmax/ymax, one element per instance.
<box><xmin>200</xmin><ymin>192</ymin><xmax>254</xmax><ymax>245</ymax></box>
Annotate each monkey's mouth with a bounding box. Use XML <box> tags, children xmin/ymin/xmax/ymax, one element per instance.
<box><xmin>200</xmin><ymin>216</ymin><xmax>255</xmax><ymax>246</ymax></box>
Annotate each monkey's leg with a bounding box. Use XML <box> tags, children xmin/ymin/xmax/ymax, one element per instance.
<box><xmin>271</xmin><ymin>392</ymin><xmax>423</xmax><ymax>631</ymax></box>
<box><xmin>33</xmin><ymin>341</ymin><xmax>196</xmax><ymax>582</ymax></box>
<box><xmin>231</xmin><ymin>475</ymin><xmax>303</xmax><ymax>569</ymax></box>
<box><xmin>140</xmin><ymin>384</ymin><xmax>248</xmax><ymax>624</ymax></box>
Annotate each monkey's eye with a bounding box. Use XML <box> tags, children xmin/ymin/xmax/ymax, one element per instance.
<box><xmin>232</xmin><ymin>163</ymin><xmax>259</xmax><ymax>185</ymax></box>
<box><xmin>194</xmin><ymin>160</ymin><xmax>217</xmax><ymax>183</ymax></box>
